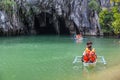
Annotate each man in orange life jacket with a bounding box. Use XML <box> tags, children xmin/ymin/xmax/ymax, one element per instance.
<box><xmin>82</xmin><ymin>41</ymin><xmax>97</xmax><ymax>63</ymax></box>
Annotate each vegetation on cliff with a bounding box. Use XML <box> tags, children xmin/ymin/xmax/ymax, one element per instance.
<box><xmin>99</xmin><ymin>0</ymin><xmax>120</xmax><ymax>35</ymax></box>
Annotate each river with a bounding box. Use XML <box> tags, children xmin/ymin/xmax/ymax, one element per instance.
<box><xmin>0</xmin><ymin>36</ymin><xmax>120</xmax><ymax>80</ymax></box>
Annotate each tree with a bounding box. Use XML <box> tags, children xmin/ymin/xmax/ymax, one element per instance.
<box><xmin>0</xmin><ymin>0</ymin><xmax>16</xmax><ymax>15</ymax></box>
<box><xmin>88</xmin><ymin>0</ymin><xmax>101</xmax><ymax>12</ymax></box>
<box><xmin>99</xmin><ymin>9</ymin><xmax>113</xmax><ymax>33</ymax></box>
<box><xmin>112</xmin><ymin>6</ymin><xmax>120</xmax><ymax>34</ymax></box>
<box><xmin>99</xmin><ymin>5</ymin><xmax>120</xmax><ymax>35</ymax></box>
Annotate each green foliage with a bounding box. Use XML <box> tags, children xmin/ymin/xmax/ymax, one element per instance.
<box><xmin>88</xmin><ymin>0</ymin><xmax>101</xmax><ymax>12</ymax></box>
<box><xmin>0</xmin><ymin>0</ymin><xmax>16</xmax><ymax>13</ymax></box>
<box><xmin>111</xmin><ymin>6</ymin><xmax>119</xmax><ymax>13</ymax></box>
<box><xmin>112</xmin><ymin>18</ymin><xmax>120</xmax><ymax>34</ymax></box>
<box><xmin>99</xmin><ymin>6</ymin><xmax>120</xmax><ymax>35</ymax></box>
<box><xmin>110</xmin><ymin>0</ymin><xmax>120</xmax><ymax>6</ymax></box>
<box><xmin>110</xmin><ymin>0</ymin><xmax>120</xmax><ymax>2</ymax></box>
<box><xmin>99</xmin><ymin>9</ymin><xmax>113</xmax><ymax>33</ymax></box>
<box><xmin>99</xmin><ymin>9</ymin><xmax>108</xmax><ymax>26</ymax></box>
<box><xmin>112</xmin><ymin>6</ymin><xmax>120</xmax><ymax>34</ymax></box>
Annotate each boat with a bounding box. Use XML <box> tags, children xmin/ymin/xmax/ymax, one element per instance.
<box><xmin>73</xmin><ymin>56</ymin><xmax>106</xmax><ymax>67</ymax></box>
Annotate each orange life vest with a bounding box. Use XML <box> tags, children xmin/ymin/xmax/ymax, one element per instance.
<box><xmin>83</xmin><ymin>48</ymin><xmax>97</xmax><ymax>63</ymax></box>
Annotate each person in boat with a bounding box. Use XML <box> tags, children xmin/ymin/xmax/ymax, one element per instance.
<box><xmin>76</xmin><ymin>34</ymin><xmax>82</xmax><ymax>39</ymax></box>
<box><xmin>82</xmin><ymin>41</ymin><xmax>97</xmax><ymax>63</ymax></box>
<box><xmin>75</xmin><ymin>34</ymin><xmax>83</xmax><ymax>43</ymax></box>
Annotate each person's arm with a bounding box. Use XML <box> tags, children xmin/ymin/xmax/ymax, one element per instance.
<box><xmin>83</xmin><ymin>51</ymin><xmax>86</xmax><ymax>55</ymax></box>
<box><xmin>93</xmin><ymin>48</ymin><xmax>97</xmax><ymax>58</ymax></box>
<box><xmin>81</xmin><ymin>51</ymin><xmax>85</xmax><ymax>62</ymax></box>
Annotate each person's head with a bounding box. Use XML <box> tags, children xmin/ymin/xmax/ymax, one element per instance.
<box><xmin>86</xmin><ymin>41</ymin><xmax>92</xmax><ymax>49</ymax></box>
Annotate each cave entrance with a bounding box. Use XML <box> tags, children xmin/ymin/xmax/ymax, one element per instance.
<box><xmin>34</xmin><ymin>12</ymin><xmax>70</xmax><ymax>35</ymax></box>
<box><xmin>58</xmin><ymin>17</ymin><xmax>70</xmax><ymax>35</ymax></box>
<box><xmin>34</xmin><ymin>12</ymin><xmax>57</xmax><ymax>35</ymax></box>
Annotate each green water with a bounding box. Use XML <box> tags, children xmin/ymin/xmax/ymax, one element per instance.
<box><xmin>0</xmin><ymin>36</ymin><xmax>120</xmax><ymax>80</ymax></box>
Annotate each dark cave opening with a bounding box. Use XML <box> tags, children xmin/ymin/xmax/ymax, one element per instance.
<box><xmin>58</xmin><ymin>17</ymin><xmax>70</xmax><ymax>35</ymax></box>
<box><xmin>34</xmin><ymin>12</ymin><xmax>57</xmax><ymax>35</ymax></box>
<box><xmin>34</xmin><ymin>12</ymin><xmax>70</xmax><ymax>35</ymax></box>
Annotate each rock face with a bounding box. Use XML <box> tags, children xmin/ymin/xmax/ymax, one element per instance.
<box><xmin>0</xmin><ymin>0</ymin><xmax>111</xmax><ymax>36</ymax></box>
